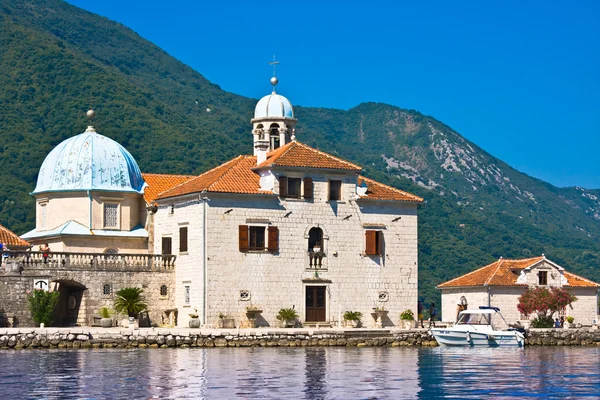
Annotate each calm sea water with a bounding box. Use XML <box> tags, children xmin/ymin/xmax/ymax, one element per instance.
<box><xmin>0</xmin><ymin>347</ymin><xmax>599</xmax><ymax>399</ymax></box>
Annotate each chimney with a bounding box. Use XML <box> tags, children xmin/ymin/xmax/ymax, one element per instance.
<box><xmin>254</xmin><ymin>139</ymin><xmax>270</xmax><ymax>166</ymax></box>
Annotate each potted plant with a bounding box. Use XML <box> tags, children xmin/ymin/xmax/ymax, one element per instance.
<box><xmin>217</xmin><ymin>312</ymin><xmax>236</xmax><ymax>329</ymax></box>
<box><xmin>245</xmin><ymin>306</ymin><xmax>263</xmax><ymax>328</ymax></box>
<box><xmin>113</xmin><ymin>287</ymin><xmax>148</xmax><ymax>328</ymax></box>
<box><xmin>277</xmin><ymin>308</ymin><xmax>298</xmax><ymax>328</ymax></box>
<box><xmin>400</xmin><ymin>309</ymin><xmax>415</xmax><ymax>329</ymax></box>
<box><xmin>372</xmin><ymin>306</ymin><xmax>388</xmax><ymax>328</ymax></box>
<box><xmin>189</xmin><ymin>309</ymin><xmax>200</xmax><ymax>328</ymax></box>
<box><xmin>343</xmin><ymin>311</ymin><xmax>362</xmax><ymax>328</ymax></box>
<box><xmin>565</xmin><ymin>316</ymin><xmax>574</xmax><ymax>329</ymax></box>
<box><xmin>99</xmin><ymin>306</ymin><xmax>113</xmax><ymax>328</ymax></box>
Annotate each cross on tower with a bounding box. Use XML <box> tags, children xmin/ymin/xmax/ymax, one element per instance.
<box><xmin>269</xmin><ymin>55</ymin><xmax>279</xmax><ymax>77</ymax></box>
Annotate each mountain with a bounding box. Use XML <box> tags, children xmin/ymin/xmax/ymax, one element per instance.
<box><xmin>1</xmin><ymin>0</ymin><xmax>599</xmax><ymax>304</ymax></box>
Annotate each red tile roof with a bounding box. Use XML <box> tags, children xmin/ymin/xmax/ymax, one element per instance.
<box><xmin>255</xmin><ymin>141</ymin><xmax>363</xmax><ymax>171</ymax></box>
<box><xmin>0</xmin><ymin>223</ymin><xmax>30</xmax><ymax>247</ymax></box>
<box><xmin>142</xmin><ymin>173</ymin><xmax>195</xmax><ymax>203</ymax></box>
<box><xmin>155</xmin><ymin>142</ymin><xmax>421</xmax><ymax>203</ymax></box>
<box><xmin>437</xmin><ymin>256</ymin><xmax>600</xmax><ymax>288</ymax></box>
<box><xmin>358</xmin><ymin>176</ymin><xmax>423</xmax><ymax>203</ymax></box>
<box><xmin>156</xmin><ymin>156</ymin><xmax>266</xmax><ymax>200</ymax></box>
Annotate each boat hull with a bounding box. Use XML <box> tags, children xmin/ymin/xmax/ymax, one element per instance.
<box><xmin>431</xmin><ymin>329</ymin><xmax>524</xmax><ymax>347</ymax></box>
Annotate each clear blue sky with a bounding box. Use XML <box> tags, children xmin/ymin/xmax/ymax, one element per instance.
<box><xmin>65</xmin><ymin>0</ymin><xmax>600</xmax><ymax>188</ymax></box>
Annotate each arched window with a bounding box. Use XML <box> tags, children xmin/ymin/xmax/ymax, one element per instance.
<box><xmin>270</xmin><ymin>123</ymin><xmax>280</xmax><ymax>149</ymax></box>
<box><xmin>308</xmin><ymin>227</ymin><xmax>324</xmax><ymax>252</ymax></box>
<box><xmin>160</xmin><ymin>285</ymin><xmax>168</xmax><ymax>297</ymax></box>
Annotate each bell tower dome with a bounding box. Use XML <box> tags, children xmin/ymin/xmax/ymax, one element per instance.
<box><xmin>251</xmin><ymin>76</ymin><xmax>297</xmax><ymax>155</ymax></box>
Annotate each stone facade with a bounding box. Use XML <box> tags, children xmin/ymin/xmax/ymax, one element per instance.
<box><xmin>154</xmin><ymin>172</ymin><xmax>419</xmax><ymax>328</ymax></box>
<box><xmin>0</xmin><ymin>254</ymin><xmax>175</xmax><ymax>327</ymax></box>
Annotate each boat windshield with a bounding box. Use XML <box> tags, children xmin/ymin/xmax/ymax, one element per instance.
<box><xmin>457</xmin><ymin>312</ymin><xmax>492</xmax><ymax>325</ymax></box>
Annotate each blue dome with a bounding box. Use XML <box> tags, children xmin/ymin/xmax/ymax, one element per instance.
<box><xmin>254</xmin><ymin>91</ymin><xmax>294</xmax><ymax>119</ymax></box>
<box><xmin>33</xmin><ymin>127</ymin><xmax>146</xmax><ymax>195</ymax></box>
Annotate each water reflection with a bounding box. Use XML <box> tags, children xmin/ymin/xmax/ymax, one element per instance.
<box><xmin>0</xmin><ymin>347</ymin><xmax>598</xmax><ymax>399</ymax></box>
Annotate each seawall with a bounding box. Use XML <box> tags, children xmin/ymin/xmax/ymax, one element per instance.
<box><xmin>1</xmin><ymin>327</ymin><xmax>600</xmax><ymax>349</ymax></box>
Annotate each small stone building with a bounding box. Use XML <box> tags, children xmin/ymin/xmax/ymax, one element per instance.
<box><xmin>438</xmin><ymin>256</ymin><xmax>600</xmax><ymax>327</ymax></box>
<box><xmin>153</xmin><ymin>79</ymin><xmax>424</xmax><ymax>328</ymax></box>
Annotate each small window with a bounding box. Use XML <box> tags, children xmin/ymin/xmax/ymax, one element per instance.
<box><xmin>239</xmin><ymin>290</ymin><xmax>250</xmax><ymax>301</ymax></box>
<box><xmin>287</xmin><ymin>178</ymin><xmax>302</xmax><ymax>198</ymax></box>
<box><xmin>170</xmin><ymin>205</ymin><xmax>175</xmax><ymax>215</ymax></box>
<box><xmin>329</xmin><ymin>180</ymin><xmax>342</xmax><ymax>201</ymax></box>
<box><xmin>162</xmin><ymin>237</ymin><xmax>173</xmax><ymax>255</ymax></box>
<box><xmin>179</xmin><ymin>227</ymin><xmax>188</xmax><ymax>253</ymax></box>
<box><xmin>365</xmin><ymin>230</ymin><xmax>383</xmax><ymax>256</ymax></box>
<box><xmin>538</xmin><ymin>271</ymin><xmax>548</xmax><ymax>285</ymax></box>
<box><xmin>184</xmin><ymin>285</ymin><xmax>191</xmax><ymax>305</ymax></box>
<box><xmin>308</xmin><ymin>227</ymin><xmax>324</xmax><ymax>252</ymax></box>
<box><xmin>103</xmin><ymin>283</ymin><xmax>112</xmax><ymax>295</ymax></box>
<box><xmin>249</xmin><ymin>226</ymin><xmax>265</xmax><ymax>250</ymax></box>
<box><xmin>104</xmin><ymin>203</ymin><xmax>119</xmax><ymax>228</ymax></box>
<box><xmin>160</xmin><ymin>285</ymin><xmax>168</xmax><ymax>297</ymax></box>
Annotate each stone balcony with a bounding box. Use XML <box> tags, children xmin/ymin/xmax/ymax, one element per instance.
<box><xmin>307</xmin><ymin>251</ymin><xmax>327</xmax><ymax>270</ymax></box>
<box><xmin>0</xmin><ymin>250</ymin><xmax>176</xmax><ymax>273</ymax></box>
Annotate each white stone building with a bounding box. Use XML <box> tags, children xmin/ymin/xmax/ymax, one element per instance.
<box><xmin>438</xmin><ymin>256</ymin><xmax>600</xmax><ymax>328</ymax></box>
<box><xmin>153</xmin><ymin>80</ymin><xmax>423</xmax><ymax>328</ymax></box>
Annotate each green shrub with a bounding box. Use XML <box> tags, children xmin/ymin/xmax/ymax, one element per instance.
<box><xmin>531</xmin><ymin>315</ymin><xmax>554</xmax><ymax>328</ymax></box>
<box><xmin>113</xmin><ymin>287</ymin><xmax>147</xmax><ymax>317</ymax></box>
<box><xmin>99</xmin><ymin>306</ymin><xmax>112</xmax><ymax>319</ymax></box>
<box><xmin>343</xmin><ymin>311</ymin><xmax>362</xmax><ymax>321</ymax></box>
<box><xmin>566</xmin><ymin>316</ymin><xmax>574</xmax><ymax>324</ymax></box>
<box><xmin>276</xmin><ymin>308</ymin><xmax>298</xmax><ymax>321</ymax></box>
<box><xmin>27</xmin><ymin>289</ymin><xmax>60</xmax><ymax>326</ymax></box>
<box><xmin>400</xmin><ymin>309</ymin><xmax>415</xmax><ymax>321</ymax></box>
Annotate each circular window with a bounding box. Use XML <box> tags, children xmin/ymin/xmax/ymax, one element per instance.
<box><xmin>239</xmin><ymin>290</ymin><xmax>251</xmax><ymax>301</ymax></box>
<box><xmin>378</xmin><ymin>291</ymin><xmax>389</xmax><ymax>302</ymax></box>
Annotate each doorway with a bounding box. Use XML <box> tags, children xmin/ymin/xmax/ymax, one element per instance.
<box><xmin>305</xmin><ymin>286</ymin><xmax>327</xmax><ymax>322</ymax></box>
<box><xmin>52</xmin><ymin>280</ymin><xmax>86</xmax><ymax>327</ymax></box>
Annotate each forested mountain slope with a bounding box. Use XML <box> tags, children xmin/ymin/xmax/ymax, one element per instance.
<box><xmin>1</xmin><ymin>0</ymin><xmax>599</xmax><ymax>303</ymax></box>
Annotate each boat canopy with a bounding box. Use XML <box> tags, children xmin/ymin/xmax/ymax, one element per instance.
<box><xmin>459</xmin><ymin>309</ymin><xmax>499</xmax><ymax>315</ymax></box>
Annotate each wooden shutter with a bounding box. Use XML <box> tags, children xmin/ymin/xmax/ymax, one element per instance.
<box><xmin>179</xmin><ymin>227</ymin><xmax>188</xmax><ymax>253</ymax></box>
<box><xmin>162</xmin><ymin>237</ymin><xmax>172</xmax><ymax>255</ymax></box>
<box><xmin>239</xmin><ymin>225</ymin><xmax>249</xmax><ymax>252</ymax></box>
<box><xmin>279</xmin><ymin>176</ymin><xmax>288</xmax><ymax>197</ymax></box>
<box><xmin>365</xmin><ymin>230</ymin><xmax>377</xmax><ymax>255</ymax></box>
<box><xmin>377</xmin><ymin>231</ymin><xmax>383</xmax><ymax>255</ymax></box>
<box><xmin>268</xmin><ymin>226</ymin><xmax>279</xmax><ymax>253</ymax></box>
<box><xmin>303</xmin><ymin>178</ymin><xmax>313</xmax><ymax>199</ymax></box>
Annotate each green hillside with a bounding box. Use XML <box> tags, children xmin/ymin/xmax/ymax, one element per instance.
<box><xmin>1</xmin><ymin>0</ymin><xmax>599</xmax><ymax>305</ymax></box>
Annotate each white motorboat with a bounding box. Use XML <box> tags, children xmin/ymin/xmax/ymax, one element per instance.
<box><xmin>430</xmin><ymin>306</ymin><xmax>525</xmax><ymax>347</ymax></box>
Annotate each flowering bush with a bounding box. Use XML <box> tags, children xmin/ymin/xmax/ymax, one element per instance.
<box><xmin>27</xmin><ymin>289</ymin><xmax>60</xmax><ymax>326</ymax></box>
<box><xmin>517</xmin><ymin>287</ymin><xmax>576</xmax><ymax>328</ymax></box>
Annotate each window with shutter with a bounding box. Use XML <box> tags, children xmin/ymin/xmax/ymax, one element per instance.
<box><xmin>162</xmin><ymin>237</ymin><xmax>172</xmax><ymax>255</ymax></box>
<box><xmin>239</xmin><ymin>225</ymin><xmax>249</xmax><ymax>252</ymax></box>
<box><xmin>249</xmin><ymin>227</ymin><xmax>266</xmax><ymax>250</ymax></box>
<box><xmin>303</xmin><ymin>178</ymin><xmax>313</xmax><ymax>199</ymax></box>
<box><xmin>179</xmin><ymin>226</ymin><xmax>188</xmax><ymax>253</ymax></box>
<box><xmin>279</xmin><ymin>176</ymin><xmax>288</xmax><ymax>197</ymax></box>
<box><xmin>365</xmin><ymin>230</ymin><xmax>383</xmax><ymax>256</ymax></box>
<box><xmin>287</xmin><ymin>178</ymin><xmax>301</xmax><ymax>198</ymax></box>
<box><xmin>268</xmin><ymin>226</ymin><xmax>279</xmax><ymax>253</ymax></box>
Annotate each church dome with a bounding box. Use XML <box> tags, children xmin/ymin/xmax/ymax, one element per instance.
<box><xmin>33</xmin><ymin>126</ymin><xmax>146</xmax><ymax>195</ymax></box>
<box><xmin>254</xmin><ymin>91</ymin><xmax>294</xmax><ymax>119</ymax></box>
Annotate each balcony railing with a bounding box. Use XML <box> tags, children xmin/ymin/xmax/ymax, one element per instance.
<box><xmin>308</xmin><ymin>251</ymin><xmax>327</xmax><ymax>270</ymax></box>
<box><xmin>0</xmin><ymin>250</ymin><xmax>176</xmax><ymax>272</ymax></box>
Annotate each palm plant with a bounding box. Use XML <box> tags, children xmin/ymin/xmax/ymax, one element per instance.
<box><xmin>113</xmin><ymin>287</ymin><xmax>147</xmax><ymax>317</ymax></box>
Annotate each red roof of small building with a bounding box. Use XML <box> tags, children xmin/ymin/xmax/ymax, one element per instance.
<box><xmin>437</xmin><ymin>256</ymin><xmax>600</xmax><ymax>288</ymax></box>
<box><xmin>358</xmin><ymin>176</ymin><xmax>423</xmax><ymax>203</ymax></box>
<box><xmin>142</xmin><ymin>173</ymin><xmax>195</xmax><ymax>203</ymax></box>
<box><xmin>0</xmin><ymin>223</ymin><xmax>30</xmax><ymax>247</ymax></box>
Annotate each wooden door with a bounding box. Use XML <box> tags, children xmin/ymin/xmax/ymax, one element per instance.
<box><xmin>306</xmin><ymin>286</ymin><xmax>326</xmax><ymax>322</ymax></box>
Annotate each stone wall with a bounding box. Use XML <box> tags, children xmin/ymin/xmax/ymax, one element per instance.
<box><xmin>0</xmin><ymin>328</ymin><xmax>437</xmax><ymax>349</ymax></box>
<box><xmin>0</xmin><ymin>259</ymin><xmax>175</xmax><ymax>327</ymax></box>
<box><xmin>1</xmin><ymin>327</ymin><xmax>599</xmax><ymax>349</ymax></box>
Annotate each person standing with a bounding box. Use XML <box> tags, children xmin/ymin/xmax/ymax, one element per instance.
<box><xmin>39</xmin><ymin>243</ymin><xmax>50</xmax><ymax>263</ymax></box>
<box><xmin>429</xmin><ymin>302</ymin><xmax>437</xmax><ymax>327</ymax></box>
<box><xmin>417</xmin><ymin>299</ymin><xmax>424</xmax><ymax>328</ymax></box>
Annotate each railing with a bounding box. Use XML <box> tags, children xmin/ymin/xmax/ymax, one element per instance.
<box><xmin>0</xmin><ymin>250</ymin><xmax>176</xmax><ymax>272</ymax></box>
<box><xmin>308</xmin><ymin>251</ymin><xmax>327</xmax><ymax>270</ymax></box>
